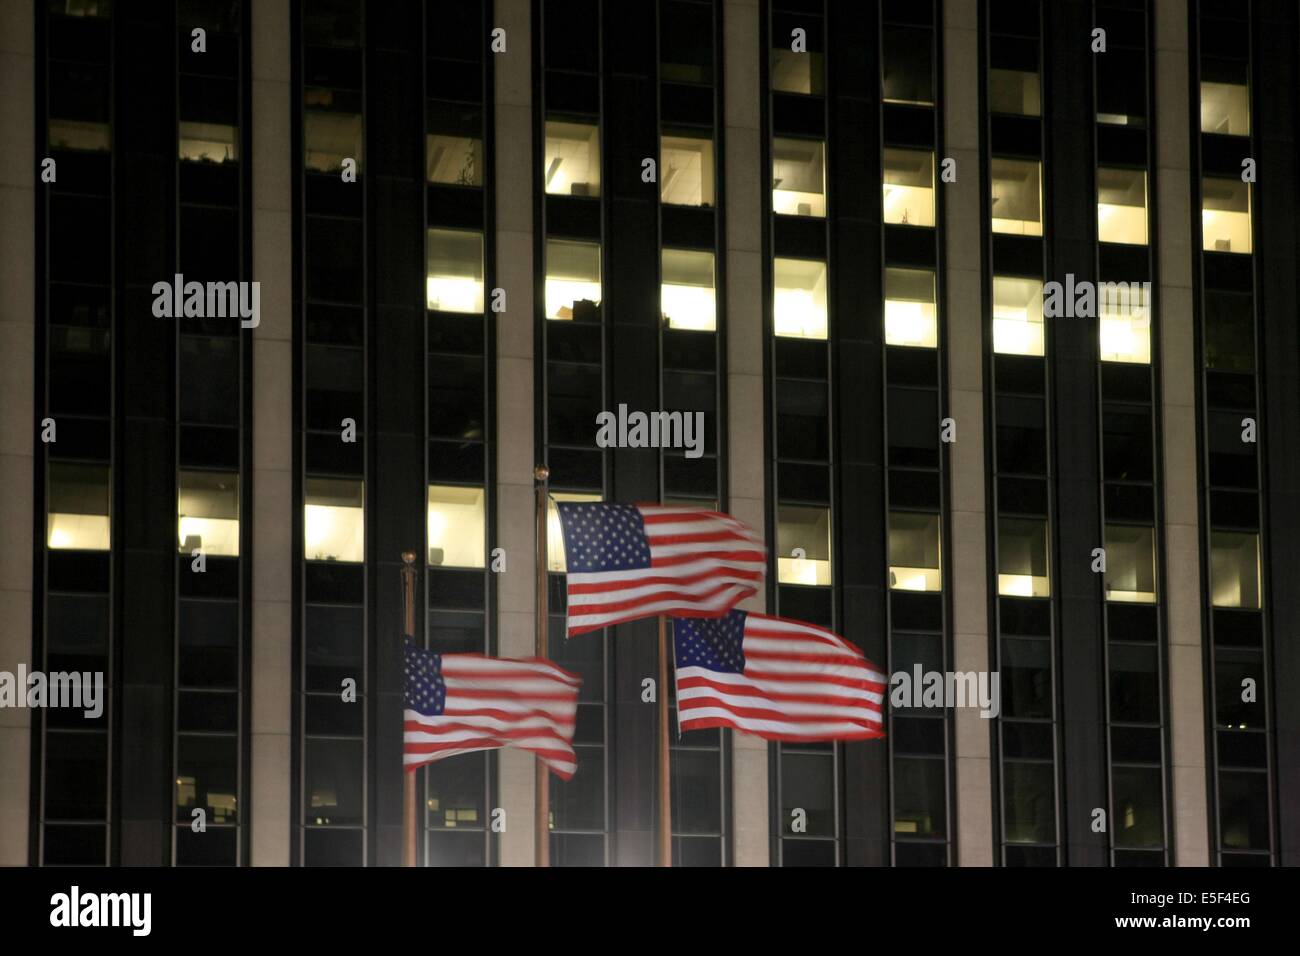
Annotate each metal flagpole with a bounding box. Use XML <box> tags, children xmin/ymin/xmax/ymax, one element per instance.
<box><xmin>401</xmin><ymin>550</ymin><xmax>418</xmax><ymax>867</ymax></box>
<box><xmin>535</xmin><ymin>465</ymin><xmax>551</xmax><ymax>867</ymax></box>
<box><xmin>659</xmin><ymin>615</ymin><xmax>672</xmax><ymax>866</ymax></box>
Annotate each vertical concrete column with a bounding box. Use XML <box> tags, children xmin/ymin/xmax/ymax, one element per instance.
<box><xmin>723</xmin><ymin>0</ymin><xmax>768</xmax><ymax>868</ymax></box>
<box><xmin>250</xmin><ymin>0</ymin><xmax>293</xmax><ymax>866</ymax></box>
<box><xmin>943</xmin><ymin>0</ymin><xmax>994</xmax><ymax>868</ymax></box>
<box><xmin>0</xmin><ymin>0</ymin><xmax>35</xmax><ymax>867</ymax></box>
<box><xmin>494</xmin><ymin>0</ymin><xmax>538</xmax><ymax>867</ymax></box>
<box><xmin>1154</xmin><ymin>0</ymin><xmax>1209</xmax><ymax>867</ymax></box>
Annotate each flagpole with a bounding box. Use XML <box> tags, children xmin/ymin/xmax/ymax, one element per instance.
<box><xmin>534</xmin><ymin>465</ymin><xmax>551</xmax><ymax>867</ymax></box>
<box><xmin>401</xmin><ymin>550</ymin><xmax>418</xmax><ymax>867</ymax></box>
<box><xmin>658</xmin><ymin>615</ymin><xmax>672</xmax><ymax>867</ymax></box>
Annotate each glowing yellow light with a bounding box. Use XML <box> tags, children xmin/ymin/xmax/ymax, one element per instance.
<box><xmin>426</xmin><ymin>276</ymin><xmax>483</xmax><ymax>313</ymax></box>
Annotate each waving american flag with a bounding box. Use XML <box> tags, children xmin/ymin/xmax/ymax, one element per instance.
<box><xmin>555</xmin><ymin>502</ymin><xmax>766</xmax><ymax>637</ymax></box>
<box><xmin>403</xmin><ymin>640</ymin><xmax>582</xmax><ymax>778</ymax></box>
<box><xmin>672</xmin><ymin>610</ymin><xmax>886</xmax><ymax>741</ymax></box>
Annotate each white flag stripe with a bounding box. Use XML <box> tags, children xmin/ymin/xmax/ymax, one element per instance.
<box><xmin>413</xmin><ymin>711</ymin><xmax>576</xmax><ymax>734</ymax></box>
<box><xmin>567</xmin><ymin>586</ymin><xmax>752</xmax><ymax>630</ymax></box>
<box><xmin>676</xmin><ymin>684</ymin><xmax>882</xmax><ymax>717</ymax></box>
<box><xmin>675</xmin><ymin>706</ymin><xmax>880</xmax><ymax>737</ymax></box>
<box><xmin>676</xmin><ymin>665</ymin><xmax>882</xmax><ymax>704</ymax></box>
<box><xmin>643</xmin><ymin>517</ymin><xmax>763</xmax><ymax>540</ymax></box>
<box><xmin>743</xmin><ymin>657</ymin><xmax>881</xmax><ymax>682</ymax></box>
<box><xmin>565</xmin><ymin>556</ymin><xmax>765</xmax><ymax>587</ymax></box>
<box><xmin>565</xmin><ymin>571</ymin><xmax>763</xmax><ymax>607</ymax></box>
<box><xmin>442</xmin><ymin>674</ymin><xmax>581</xmax><ymax>697</ymax></box>
<box><xmin>742</xmin><ymin>636</ymin><xmax>865</xmax><ymax>659</ymax></box>
<box><xmin>441</xmin><ymin>662</ymin><xmax>581</xmax><ymax>686</ymax></box>
<box><xmin>647</xmin><ymin>541</ymin><xmax>765</xmax><ymax>560</ymax></box>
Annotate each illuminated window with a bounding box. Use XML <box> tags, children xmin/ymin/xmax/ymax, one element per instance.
<box><xmin>427</xmin><ymin>132</ymin><xmax>482</xmax><ymax>186</ymax></box>
<box><xmin>883</xmin><ymin>148</ymin><xmax>934</xmax><ymax>227</ymax></box>
<box><xmin>178</xmin><ymin>122</ymin><xmax>238</xmax><ymax>164</ymax></box>
<box><xmin>547</xmin><ymin>492</ymin><xmax>602</xmax><ymax>572</ymax></box>
<box><xmin>178</xmin><ymin>471</ymin><xmax>239</xmax><ymax>557</ymax></box>
<box><xmin>427</xmin><ymin>485</ymin><xmax>485</xmax><ymax>568</ymax></box>
<box><xmin>991</xmin><ymin>157</ymin><xmax>1042</xmax><ymax>236</ymax></box>
<box><xmin>661</xmin><ymin>134</ymin><xmax>714</xmax><ymax>207</ymax></box>
<box><xmin>1097</xmin><ymin>167</ymin><xmax>1147</xmax><ymax>245</ymax></box>
<box><xmin>998</xmin><ymin>517</ymin><xmax>1049</xmax><ymax>598</ymax></box>
<box><xmin>661</xmin><ymin>248</ymin><xmax>716</xmax><ymax>332</ymax></box>
<box><xmin>773</xmin><ymin>257</ymin><xmax>828</xmax><ymax>340</ymax></box>
<box><xmin>1098</xmin><ymin>281</ymin><xmax>1152</xmax><ymax>364</ymax></box>
<box><xmin>48</xmin><ymin>119</ymin><xmax>110</xmax><ymax>152</ymax></box>
<box><xmin>1104</xmin><ymin>525</ymin><xmax>1156</xmax><ymax>603</ymax></box>
<box><xmin>771</xmin><ymin>49</ymin><xmax>824</xmax><ymax>95</ymax></box>
<box><xmin>544</xmin><ymin>120</ymin><xmax>600</xmax><ymax>197</ymax></box>
<box><xmin>772</xmin><ymin>138</ymin><xmax>825</xmax><ymax>217</ymax></box>
<box><xmin>545</xmin><ymin>239</ymin><xmax>602</xmax><ymax>321</ymax></box>
<box><xmin>889</xmin><ymin>512</ymin><xmax>941</xmax><ymax>592</ymax></box>
<box><xmin>1210</xmin><ymin>531</ymin><xmax>1260</xmax><ymax>609</ymax></box>
<box><xmin>777</xmin><ymin>506</ymin><xmax>831</xmax><ymax>586</ymax></box>
<box><xmin>988</xmin><ymin>69</ymin><xmax>1040</xmax><ymax>116</ymax></box>
<box><xmin>1200</xmin><ymin>82</ymin><xmax>1250</xmax><ymax>136</ymax></box>
<box><xmin>884</xmin><ymin>267</ymin><xmax>937</xmax><ymax>348</ymax></box>
<box><xmin>304</xmin><ymin>94</ymin><xmax>361</xmax><ymax>174</ymax></box>
<box><xmin>1202</xmin><ymin>178</ymin><xmax>1252</xmax><ymax>254</ymax></box>
<box><xmin>992</xmin><ymin>276</ymin><xmax>1044</xmax><ymax>357</ymax></box>
<box><xmin>305</xmin><ymin>478</ymin><xmax>364</xmax><ymax>562</ymax></box>
<box><xmin>426</xmin><ymin>228</ymin><xmax>484</xmax><ymax>313</ymax></box>
<box><xmin>47</xmin><ymin>462</ymin><xmax>110</xmax><ymax>551</ymax></box>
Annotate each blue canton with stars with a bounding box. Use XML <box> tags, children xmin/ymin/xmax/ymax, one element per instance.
<box><xmin>556</xmin><ymin>503</ymin><xmax>653</xmax><ymax>573</ymax></box>
<box><xmin>672</xmin><ymin>610</ymin><xmax>748</xmax><ymax>674</ymax></box>
<box><xmin>404</xmin><ymin>639</ymin><xmax>447</xmax><ymax>717</ymax></box>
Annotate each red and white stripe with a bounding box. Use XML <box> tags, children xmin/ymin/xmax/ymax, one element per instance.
<box><xmin>675</xmin><ymin>614</ymin><xmax>886</xmax><ymax>741</ymax></box>
<box><xmin>565</xmin><ymin>506</ymin><xmax>766</xmax><ymax>636</ymax></box>
<box><xmin>403</xmin><ymin>655</ymin><xmax>582</xmax><ymax>779</ymax></box>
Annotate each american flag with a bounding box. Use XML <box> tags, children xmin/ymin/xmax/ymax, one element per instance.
<box><xmin>556</xmin><ymin>502</ymin><xmax>766</xmax><ymax>637</ymax></box>
<box><xmin>403</xmin><ymin>640</ymin><xmax>582</xmax><ymax>779</ymax></box>
<box><xmin>672</xmin><ymin>610</ymin><xmax>886</xmax><ymax>741</ymax></box>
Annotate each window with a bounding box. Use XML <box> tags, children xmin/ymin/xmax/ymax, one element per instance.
<box><xmin>427</xmin><ymin>129</ymin><xmax>482</xmax><ymax>186</ymax></box>
<box><xmin>178</xmin><ymin>470</ymin><xmax>240</xmax><ymax>557</ymax></box>
<box><xmin>991</xmin><ymin>157</ymin><xmax>1042</xmax><ymax>236</ymax></box>
<box><xmin>884</xmin><ymin>267</ymin><xmax>937</xmax><ymax>348</ymax></box>
<box><xmin>1097</xmin><ymin>167</ymin><xmax>1147</xmax><ymax>245</ymax></box>
<box><xmin>882</xmin><ymin>148</ymin><xmax>934</xmax><ymax>227</ymax></box>
<box><xmin>988</xmin><ymin>69</ymin><xmax>1040</xmax><ymax>116</ymax></box>
<box><xmin>178</xmin><ymin>121</ymin><xmax>238</xmax><ymax>164</ymax></box>
<box><xmin>992</xmin><ymin>276</ymin><xmax>1044</xmax><ymax>357</ymax></box>
<box><xmin>660</xmin><ymin>0</ymin><xmax>713</xmax><ymax>84</ymax></box>
<box><xmin>771</xmin><ymin>48</ymin><xmax>824</xmax><ymax>95</ymax></box>
<box><xmin>661</xmin><ymin>134</ymin><xmax>714</xmax><ymax>207</ymax></box>
<box><xmin>998</xmin><ymin>517</ymin><xmax>1049</xmax><ymax>598</ymax></box>
<box><xmin>661</xmin><ymin>248</ymin><xmax>716</xmax><ymax>332</ymax></box>
<box><xmin>426</xmin><ymin>228</ymin><xmax>484</xmax><ymax>314</ymax></box>
<box><xmin>1210</xmin><ymin>531</ymin><xmax>1260</xmax><ymax>609</ymax></box>
<box><xmin>882</xmin><ymin>27</ymin><xmax>933</xmax><ymax>106</ymax></box>
<box><xmin>777</xmin><ymin>506</ymin><xmax>831</xmax><ymax>586</ymax></box>
<box><xmin>48</xmin><ymin>119</ymin><xmax>110</xmax><ymax>152</ymax></box>
<box><xmin>773</xmin><ymin>257</ymin><xmax>828</xmax><ymax>340</ymax></box>
<box><xmin>1099</xmin><ymin>281</ymin><xmax>1152</xmax><ymax>364</ymax></box>
<box><xmin>1200</xmin><ymin>81</ymin><xmax>1250</xmax><ymax>136</ymax></box>
<box><xmin>544</xmin><ymin>120</ymin><xmax>600</xmax><ymax>197</ymax></box>
<box><xmin>1202</xmin><ymin>178</ymin><xmax>1252</xmax><ymax>254</ymax></box>
<box><xmin>772</xmin><ymin>138</ymin><xmax>825</xmax><ymax>217</ymax></box>
<box><xmin>545</xmin><ymin>239</ymin><xmax>602</xmax><ymax>321</ymax></box>
<box><xmin>303</xmin><ymin>95</ymin><xmax>361</xmax><ymax>174</ymax></box>
<box><xmin>304</xmin><ymin>478</ymin><xmax>364</xmax><ymax>562</ymax></box>
<box><xmin>1204</xmin><ymin>290</ymin><xmax>1254</xmax><ymax>372</ymax></box>
<box><xmin>547</xmin><ymin>492</ymin><xmax>601</xmax><ymax>572</ymax></box>
<box><xmin>47</xmin><ymin>462</ymin><xmax>110</xmax><ymax>551</ymax></box>
<box><xmin>427</xmin><ymin>485</ymin><xmax>485</xmax><ymax>568</ymax></box>
<box><xmin>1104</xmin><ymin>525</ymin><xmax>1156</xmax><ymax>603</ymax></box>
<box><xmin>889</xmin><ymin>512</ymin><xmax>941</xmax><ymax>592</ymax></box>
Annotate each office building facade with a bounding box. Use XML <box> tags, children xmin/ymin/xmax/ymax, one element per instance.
<box><xmin>0</xmin><ymin>0</ymin><xmax>1297</xmax><ymax>867</ymax></box>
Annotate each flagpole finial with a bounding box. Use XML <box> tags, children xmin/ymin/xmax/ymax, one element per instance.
<box><xmin>401</xmin><ymin>550</ymin><xmax>417</xmax><ymax>566</ymax></box>
<box><xmin>534</xmin><ymin>464</ymin><xmax>549</xmax><ymax>482</ymax></box>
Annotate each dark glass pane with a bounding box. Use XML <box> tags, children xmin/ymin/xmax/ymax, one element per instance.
<box><xmin>1108</xmin><ymin>643</ymin><xmax>1159</xmax><ymax>723</ymax></box>
<box><xmin>549</xmin><ymin>744</ymin><xmax>605</xmax><ymax>832</ymax></box>
<box><xmin>178</xmin><ymin>599</ymin><xmax>239</xmax><ymax>687</ymax></box>
<box><xmin>175</xmin><ymin>734</ymin><xmax>239</xmax><ymax>824</ymax></box>
<box><xmin>1218</xmin><ymin>771</ymin><xmax>1270</xmax><ymax>851</ymax></box>
<box><xmin>426</xmin><ymin>829</ymin><xmax>487</xmax><ymax>867</ymax></box>
<box><xmin>304</xmin><ymin>604</ymin><xmax>364</xmax><ymax>692</ymax></box>
<box><xmin>893</xmin><ymin>756</ymin><xmax>947</xmax><ymax>838</ymax></box>
<box><xmin>425</xmin><ymin>751</ymin><xmax>486</xmax><ymax>828</ymax></box>
<box><xmin>1111</xmin><ymin>765</ymin><xmax>1164</xmax><ymax>848</ymax></box>
<box><xmin>303</xmin><ymin>738</ymin><xmax>364</xmax><ymax>826</ymax></box>
<box><xmin>1002</xmin><ymin>761</ymin><xmax>1056</xmax><ymax>844</ymax></box>
<box><xmin>1000</xmin><ymin>638</ymin><xmax>1052</xmax><ymax>718</ymax></box>
<box><xmin>43</xmin><ymin>730</ymin><xmax>108</xmax><ymax>820</ymax></box>
<box><xmin>670</xmin><ymin>749</ymin><xmax>722</xmax><ymax>835</ymax></box>
<box><xmin>175</xmin><ymin>825</ymin><xmax>238</xmax><ymax>865</ymax></box>
<box><xmin>303</xmin><ymin>826</ymin><xmax>363</xmax><ymax>866</ymax></box>
<box><xmin>780</xmin><ymin>751</ymin><xmax>835</xmax><ymax>836</ymax></box>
